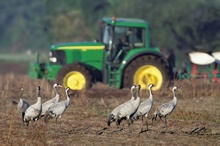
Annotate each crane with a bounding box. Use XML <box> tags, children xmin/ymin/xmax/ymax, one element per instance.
<box><xmin>17</xmin><ymin>88</ymin><xmax>30</xmax><ymax>124</ymax></box>
<box><xmin>152</xmin><ymin>86</ymin><xmax>180</xmax><ymax>128</ymax></box>
<box><xmin>116</xmin><ymin>85</ymin><xmax>141</xmax><ymax>130</ymax></box>
<box><xmin>24</xmin><ymin>86</ymin><xmax>42</xmax><ymax>126</ymax></box>
<box><xmin>41</xmin><ymin>83</ymin><xmax>62</xmax><ymax>117</ymax></box>
<box><xmin>133</xmin><ymin>84</ymin><xmax>155</xmax><ymax>131</ymax></box>
<box><xmin>44</xmin><ymin>87</ymin><xmax>71</xmax><ymax>126</ymax></box>
<box><xmin>107</xmin><ymin>85</ymin><xmax>136</xmax><ymax>127</ymax></box>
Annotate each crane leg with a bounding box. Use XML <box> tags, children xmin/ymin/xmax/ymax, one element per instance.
<box><xmin>59</xmin><ymin>117</ymin><xmax>62</xmax><ymax>128</ymax></box>
<box><xmin>164</xmin><ymin>116</ymin><xmax>167</xmax><ymax>127</ymax></box>
<box><xmin>127</xmin><ymin>118</ymin><xmax>130</xmax><ymax>126</ymax></box>
<box><xmin>146</xmin><ymin>118</ymin><xmax>148</xmax><ymax>131</ymax></box>
<box><xmin>152</xmin><ymin>114</ymin><xmax>157</xmax><ymax>125</ymax></box>
<box><xmin>126</xmin><ymin>116</ymin><xmax>133</xmax><ymax>133</ymax></box>
<box><xmin>128</xmin><ymin>119</ymin><xmax>131</xmax><ymax>133</ymax></box>
<box><xmin>22</xmin><ymin>113</ymin><xmax>25</xmax><ymax>124</ymax></box>
<box><xmin>159</xmin><ymin>116</ymin><xmax>164</xmax><ymax>124</ymax></box>
<box><xmin>141</xmin><ymin>116</ymin><xmax>144</xmax><ymax>131</ymax></box>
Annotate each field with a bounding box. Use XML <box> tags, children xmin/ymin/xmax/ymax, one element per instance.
<box><xmin>0</xmin><ymin>62</ymin><xmax>219</xmax><ymax>146</ymax></box>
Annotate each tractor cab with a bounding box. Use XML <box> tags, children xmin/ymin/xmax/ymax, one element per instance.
<box><xmin>101</xmin><ymin>17</ymin><xmax>146</xmax><ymax>63</ymax></box>
<box><xmin>99</xmin><ymin>17</ymin><xmax>170</xmax><ymax>89</ymax></box>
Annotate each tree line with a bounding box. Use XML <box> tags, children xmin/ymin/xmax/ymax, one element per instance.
<box><xmin>0</xmin><ymin>0</ymin><xmax>220</xmax><ymax>53</ymax></box>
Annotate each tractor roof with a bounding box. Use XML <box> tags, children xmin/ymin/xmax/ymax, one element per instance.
<box><xmin>102</xmin><ymin>17</ymin><xmax>149</xmax><ymax>28</ymax></box>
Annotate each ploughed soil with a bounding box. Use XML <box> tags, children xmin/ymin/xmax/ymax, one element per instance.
<box><xmin>0</xmin><ymin>62</ymin><xmax>219</xmax><ymax>146</ymax></box>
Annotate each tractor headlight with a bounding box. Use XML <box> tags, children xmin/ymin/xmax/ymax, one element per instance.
<box><xmin>49</xmin><ymin>50</ymin><xmax>65</xmax><ymax>65</ymax></box>
<box><xmin>49</xmin><ymin>57</ymin><xmax>57</xmax><ymax>63</ymax></box>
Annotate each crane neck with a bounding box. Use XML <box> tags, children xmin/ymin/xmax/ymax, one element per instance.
<box><xmin>65</xmin><ymin>89</ymin><xmax>70</xmax><ymax>106</ymax></box>
<box><xmin>131</xmin><ymin>86</ymin><xmax>136</xmax><ymax>98</ymax></box>
<box><xmin>20</xmin><ymin>89</ymin><xmax>23</xmax><ymax>99</ymax></box>
<box><xmin>54</xmin><ymin>86</ymin><xmax>59</xmax><ymax>96</ymax></box>
<box><xmin>38</xmin><ymin>89</ymin><xmax>41</xmax><ymax>98</ymax></box>
<box><xmin>172</xmin><ymin>89</ymin><xmax>177</xmax><ymax>104</ymax></box>
<box><xmin>149</xmin><ymin>87</ymin><xmax>153</xmax><ymax>99</ymax></box>
<box><xmin>19</xmin><ymin>98</ymin><xmax>23</xmax><ymax>103</ymax></box>
<box><xmin>36</xmin><ymin>88</ymin><xmax>41</xmax><ymax>104</ymax></box>
<box><xmin>37</xmin><ymin>96</ymin><xmax>41</xmax><ymax>103</ymax></box>
<box><xmin>137</xmin><ymin>88</ymin><xmax>140</xmax><ymax>99</ymax></box>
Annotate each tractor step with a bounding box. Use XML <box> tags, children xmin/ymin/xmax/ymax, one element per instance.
<box><xmin>109</xmin><ymin>79</ymin><xmax>119</xmax><ymax>82</ymax></box>
<box><xmin>108</xmin><ymin>70</ymin><xmax>120</xmax><ymax>86</ymax></box>
<box><xmin>106</xmin><ymin>62</ymin><xmax>121</xmax><ymax>68</ymax></box>
<box><xmin>110</xmin><ymin>71</ymin><xmax>120</xmax><ymax>75</ymax></box>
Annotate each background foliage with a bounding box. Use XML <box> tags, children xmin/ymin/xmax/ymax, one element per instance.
<box><xmin>0</xmin><ymin>0</ymin><xmax>220</xmax><ymax>54</ymax></box>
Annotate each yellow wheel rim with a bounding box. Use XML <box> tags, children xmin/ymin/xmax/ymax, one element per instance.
<box><xmin>63</xmin><ymin>71</ymin><xmax>86</xmax><ymax>90</ymax></box>
<box><xmin>134</xmin><ymin>65</ymin><xmax>163</xmax><ymax>91</ymax></box>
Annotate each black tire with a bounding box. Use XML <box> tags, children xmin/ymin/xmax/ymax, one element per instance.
<box><xmin>123</xmin><ymin>55</ymin><xmax>171</xmax><ymax>90</ymax></box>
<box><xmin>55</xmin><ymin>63</ymin><xmax>92</xmax><ymax>90</ymax></box>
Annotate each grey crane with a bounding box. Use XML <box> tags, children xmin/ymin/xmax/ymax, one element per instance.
<box><xmin>41</xmin><ymin>83</ymin><xmax>62</xmax><ymax>117</ymax></box>
<box><xmin>133</xmin><ymin>83</ymin><xmax>155</xmax><ymax>131</ymax></box>
<box><xmin>116</xmin><ymin>85</ymin><xmax>141</xmax><ymax>130</ymax></box>
<box><xmin>17</xmin><ymin>88</ymin><xmax>30</xmax><ymax>124</ymax></box>
<box><xmin>24</xmin><ymin>86</ymin><xmax>42</xmax><ymax>126</ymax></box>
<box><xmin>152</xmin><ymin>86</ymin><xmax>180</xmax><ymax>128</ymax></box>
<box><xmin>107</xmin><ymin>85</ymin><xmax>136</xmax><ymax>127</ymax></box>
<box><xmin>44</xmin><ymin>87</ymin><xmax>71</xmax><ymax>126</ymax></box>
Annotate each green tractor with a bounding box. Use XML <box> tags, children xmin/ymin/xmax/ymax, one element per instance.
<box><xmin>29</xmin><ymin>17</ymin><xmax>173</xmax><ymax>91</ymax></box>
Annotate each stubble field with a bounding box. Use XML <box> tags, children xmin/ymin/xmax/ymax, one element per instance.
<box><xmin>0</xmin><ymin>62</ymin><xmax>219</xmax><ymax>146</ymax></box>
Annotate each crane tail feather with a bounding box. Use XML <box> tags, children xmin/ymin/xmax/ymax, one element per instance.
<box><xmin>44</xmin><ymin>110</ymin><xmax>52</xmax><ymax>123</ymax></box>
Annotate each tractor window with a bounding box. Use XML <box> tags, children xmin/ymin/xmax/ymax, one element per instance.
<box><xmin>114</xmin><ymin>27</ymin><xmax>132</xmax><ymax>49</ymax></box>
<box><xmin>114</xmin><ymin>27</ymin><xmax>145</xmax><ymax>48</ymax></box>
<box><xmin>133</xmin><ymin>28</ymin><xmax>145</xmax><ymax>48</ymax></box>
<box><xmin>103</xmin><ymin>25</ymin><xmax>112</xmax><ymax>45</ymax></box>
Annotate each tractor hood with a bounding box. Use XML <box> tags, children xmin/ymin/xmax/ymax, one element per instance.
<box><xmin>50</xmin><ymin>42</ymin><xmax>105</xmax><ymax>50</ymax></box>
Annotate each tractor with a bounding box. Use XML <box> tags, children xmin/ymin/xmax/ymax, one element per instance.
<box><xmin>28</xmin><ymin>16</ymin><xmax>173</xmax><ymax>91</ymax></box>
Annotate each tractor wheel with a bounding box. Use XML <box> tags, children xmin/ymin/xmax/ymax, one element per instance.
<box><xmin>123</xmin><ymin>55</ymin><xmax>171</xmax><ymax>91</ymax></box>
<box><xmin>55</xmin><ymin>64</ymin><xmax>92</xmax><ymax>90</ymax></box>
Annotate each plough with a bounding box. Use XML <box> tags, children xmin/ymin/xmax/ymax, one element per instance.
<box><xmin>178</xmin><ymin>51</ymin><xmax>220</xmax><ymax>83</ymax></box>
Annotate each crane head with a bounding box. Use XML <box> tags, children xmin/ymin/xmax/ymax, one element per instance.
<box><xmin>148</xmin><ymin>84</ymin><xmax>155</xmax><ymax>88</ymax></box>
<box><xmin>54</xmin><ymin>83</ymin><xmax>63</xmax><ymax>88</ymax></box>
<box><xmin>173</xmin><ymin>86</ymin><xmax>181</xmax><ymax>91</ymax></box>
<box><xmin>136</xmin><ymin>85</ymin><xmax>141</xmax><ymax>90</ymax></box>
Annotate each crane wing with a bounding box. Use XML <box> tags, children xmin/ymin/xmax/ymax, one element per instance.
<box><xmin>158</xmin><ymin>102</ymin><xmax>174</xmax><ymax>116</ymax></box>
<box><xmin>48</xmin><ymin>102</ymin><xmax>66</xmax><ymax>115</ymax></box>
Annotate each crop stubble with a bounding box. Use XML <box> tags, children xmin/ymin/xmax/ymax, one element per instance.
<box><xmin>0</xmin><ymin>62</ymin><xmax>219</xmax><ymax>146</ymax></box>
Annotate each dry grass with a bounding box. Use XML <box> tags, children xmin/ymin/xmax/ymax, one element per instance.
<box><xmin>0</xmin><ymin>74</ymin><xmax>219</xmax><ymax>146</ymax></box>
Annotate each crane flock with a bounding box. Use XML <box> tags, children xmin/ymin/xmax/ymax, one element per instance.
<box><xmin>16</xmin><ymin>84</ymin><xmax>71</xmax><ymax>127</ymax></box>
<box><xmin>15</xmin><ymin>83</ymin><xmax>180</xmax><ymax>133</ymax></box>
<box><xmin>107</xmin><ymin>84</ymin><xmax>181</xmax><ymax>132</ymax></box>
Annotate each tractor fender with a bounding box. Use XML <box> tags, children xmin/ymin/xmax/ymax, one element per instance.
<box><xmin>121</xmin><ymin>50</ymin><xmax>169</xmax><ymax>71</ymax></box>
